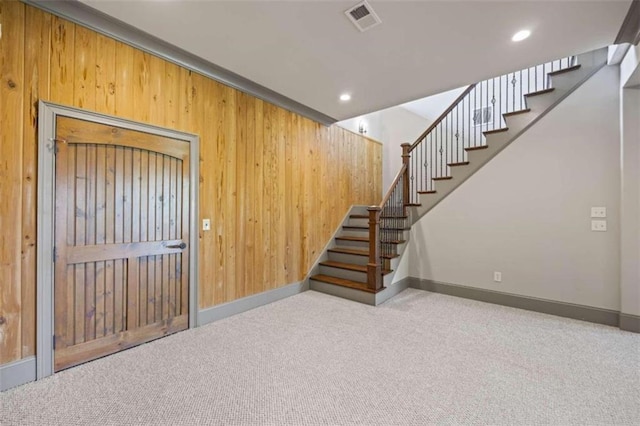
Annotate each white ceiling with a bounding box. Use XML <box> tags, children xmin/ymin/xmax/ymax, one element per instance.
<box><xmin>80</xmin><ymin>0</ymin><xmax>631</xmax><ymax>121</ymax></box>
<box><xmin>401</xmin><ymin>86</ymin><xmax>466</xmax><ymax>122</ymax></box>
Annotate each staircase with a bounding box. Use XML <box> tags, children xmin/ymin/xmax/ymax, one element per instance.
<box><xmin>308</xmin><ymin>47</ymin><xmax>609</xmax><ymax>305</ymax></box>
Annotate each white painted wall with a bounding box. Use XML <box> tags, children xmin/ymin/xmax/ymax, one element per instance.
<box><xmin>620</xmin><ymin>44</ymin><xmax>640</xmax><ymax>317</ymax></box>
<box><xmin>408</xmin><ymin>66</ymin><xmax>622</xmax><ymax>310</ymax></box>
<box><xmin>338</xmin><ymin>108</ymin><xmax>429</xmax><ymax>193</ymax></box>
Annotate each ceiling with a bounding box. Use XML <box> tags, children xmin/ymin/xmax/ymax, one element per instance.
<box><xmin>401</xmin><ymin>86</ymin><xmax>466</xmax><ymax>122</ymax></box>
<box><xmin>79</xmin><ymin>0</ymin><xmax>632</xmax><ymax>121</ymax></box>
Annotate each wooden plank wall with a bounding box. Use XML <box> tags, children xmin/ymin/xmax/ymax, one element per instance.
<box><xmin>0</xmin><ymin>1</ymin><xmax>382</xmax><ymax>365</ymax></box>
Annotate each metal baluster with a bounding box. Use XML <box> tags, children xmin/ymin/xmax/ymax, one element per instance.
<box><xmin>519</xmin><ymin>70</ymin><xmax>523</xmax><ymax>110</ymax></box>
<box><xmin>455</xmin><ymin>104</ymin><xmax>460</xmax><ymax>163</ymax></box>
<box><xmin>445</xmin><ymin>113</ymin><xmax>449</xmax><ymax>173</ymax></box>
<box><xmin>430</xmin><ymin>133</ymin><xmax>434</xmax><ymax>191</ymax></box>
<box><xmin>461</xmin><ymin>98</ymin><xmax>465</xmax><ymax>161</ymax></box>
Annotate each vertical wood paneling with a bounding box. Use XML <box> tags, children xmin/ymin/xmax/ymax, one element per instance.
<box><xmin>21</xmin><ymin>6</ymin><xmax>50</xmax><ymax>357</ymax></box>
<box><xmin>244</xmin><ymin>96</ymin><xmax>256</xmax><ymax>294</ymax></box>
<box><xmin>0</xmin><ymin>0</ymin><xmax>24</xmax><ymax>363</ymax></box>
<box><xmin>253</xmin><ymin>99</ymin><xmax>265</xmax><ymax>296</ymax></box>
<box><xmin>50</xmin><ymin>14</ymin><xmax>74</xmax><ymax>106</ymax></box>
<box><xmin>1</xmin><ymin>1</ymin><xmax>382</xmax><ymax>365</ymax></box>
<box><xmin>95</xmin><ymin>144</ymin><xmax>107</xmax><ymax>338</ymax></box>
<box><xmin>95</xmin><ymin>34</ymin><xmax>116</xmax><ymax>115</ymax></box>
<box><xmin>73</xmin><ymin>26</ymin><xmax>96</xmax><ymax>111</ymax></box>
<box><xmin>235</xmin><ymin>92</ymin><xmax>247</xmax><ymax>298</ymax></box>
<box><xmin>223</xmin><ymin>86</ymin><xmax>237</xmax><ymax>302</ymax></box>
<box><xmin>104</xmin><ymin>145</ymin><xmax>115</xmax><ymax>335</ymax></box>
<box><xmin>115</xmin><ymin>42</ymin><xmax>134</xmax><ymax>119</ymax></box>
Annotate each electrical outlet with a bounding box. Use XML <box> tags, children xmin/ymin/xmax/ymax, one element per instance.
<box><xmin>591</xmin><ymin>220</ymin><xmax>607</xmax><ymax>231</ymax></box>
<box><xmin>494</xmin><ymin>271</ymin><xmax>502</xmax><ymax>282</ymax></box>
<box><xmin>591</xmin><ymin>207</ymin><xmax>606</xmax><ymax>218</ymax></box>
<box><xmin>202</xmin><ymin>219</ymin><xmax>211</xmax><ymax>231</ymax></box>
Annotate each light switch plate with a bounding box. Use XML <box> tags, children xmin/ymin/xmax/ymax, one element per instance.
<box><xmin>202</xmin><ymin>219</ymin><xmax>211</xmax><ymax>231</ymax></box>
<box><xmin>591</xmin><ymin>220</ymin><xmax>607</xmax><ymax>231</ymax></box>
<box><xmin>591</xmin><ymin>207</ymin><xmax>606</xmax><ymax>218</ymax></box>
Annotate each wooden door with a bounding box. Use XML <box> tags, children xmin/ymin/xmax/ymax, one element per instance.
<box><xmin>53</xmin><ymin>116</ymin><xmax>191</xmax><ymax>371</ymax></box>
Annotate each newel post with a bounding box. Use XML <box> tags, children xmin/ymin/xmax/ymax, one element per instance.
<box><xmin>401</xmin><ymin>143</ymin><xmax>411</xmax><ymax>206</ymax></box>
<box><xmin>367</xmin><ymin>206</ymin><xmax>382</xmax><ymax>292</ymax></box>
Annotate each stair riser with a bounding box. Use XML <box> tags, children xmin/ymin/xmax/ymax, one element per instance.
<box><xmin>348</xmin><ymin>217</ymin><xmax>369</xmax><ymax>227</ymax></box>
<box><xmin>335</xmin><ymin>239</ymin><xmax>369</xmax><ymax>249</ymax></box>
<box><xmin>309</xmin><ymin>279</ymin><xmax>375</xmax><ymax>306</ymax></box>
<box><xmin>340</xmin><ymin>229</ymin><xmax>369</xmax><ymax>238</ymax></box>
<box><xmin>525</xmin><ymin>89</ymin><xmax>568</xmax><ymax>112</ymax></box>
<box><xmin>318</xmin><ymin>265</ymin><xmax>367</xmax><ymax>283</ymax></box>
<box><xmin>503</xmin><ymin>112</ymin><xmax>535</xmax><ymax>131</ymax></box>
<box><xmin>327</xmin><ymin>251</ymin><xmax>369</xmax><ymax>265</ymax></box>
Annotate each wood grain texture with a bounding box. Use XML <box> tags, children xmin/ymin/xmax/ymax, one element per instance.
<box><xmin>53</xmin><ymin>118</ymin><xmax>190</xmax><ymax>369</ymax></box>
<box><xmin>0</xmin><ymin>1</ymin><xmax>382</xmax><ymax>365</ymax></box>
<box><xmin>0</xmin><ymin>0</ymin><xmax>25</xmax><ymax>364</ymax></box>
<box><xmin>21</xmin><ymin>5</ymin><xmax>51</xmax><ymax>357</ymax></box>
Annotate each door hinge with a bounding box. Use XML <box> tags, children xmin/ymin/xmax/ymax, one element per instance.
<box><xmin>53</xmin><ymin>246</ymin><xmax>57</xmax><ymax>262</ymax></box>
<box><xmin>52</xmin><ymin>334</ymin><xmax>56</xmax><ymax>349</ymax></box>
<box><xmin>49</xmin><ymin>138</ymin><xmax>66</xmax><ymax>155</ymax></box>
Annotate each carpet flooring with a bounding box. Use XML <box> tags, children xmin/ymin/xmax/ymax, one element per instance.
<box><xmin>1</xmin><ymin>289</ymin><xmax>639</xmax><ymax>425</ymax></box>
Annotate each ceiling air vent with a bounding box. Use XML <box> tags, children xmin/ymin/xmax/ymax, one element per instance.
<box><xmin>345</xmin><ymin>1</ymin><xmax>381</xmax><ymax>32</ymax></box>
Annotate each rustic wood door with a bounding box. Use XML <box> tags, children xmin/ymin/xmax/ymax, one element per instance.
<box><xmin>53</xmin><ymin>116</ymin><xmax>191</xmax><ymax>371</ymax></box>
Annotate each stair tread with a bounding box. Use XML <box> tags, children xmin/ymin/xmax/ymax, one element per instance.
<box><xmin>503</xmin><ymin>108</ymin><xmax>531</xmax><ymax>117</ymax></box>
<box><xmin>328</xmin><ymin>247</ymin><xmax>369</xmax><ymax>256</ymax></box>
<box><xmin>310</xmin><ymin>274</ymin><xmax>379</xmax><ymax>293</ymax></box>
<box><xmin>381</xmin><ymin>215</ymin><xmax>407</xmax><ymax>219</ymax></box>
<box><xmin>319</xmin><ymin>260</ymin><xmax>367</xmax><ymax>272</ymax></box>
<box><xmin>525</xmin><ymin>87</ymin><xmax>555</xmax><ymax>97</ymax></box>
<box><xmin>465</xmin><ymin>145</ymin><xmax>488</xmax><ymax>151</ymax></box>
<box><xmin>418</xmin><ymin>190</ymin><xmax>437</xmax><ymax>194</ymax></box>
<box><xmin>432</xmin><ymin>176</ymin><xmax>452</xmax><ymax>181</ymax></box>
<box><xmin>319</xmin><ymin>260</ymin><xmax>393</xmax><ymax>276</ymax></box>
<box><xmin>343</xmin><ymin>225</ymin><xmax>368</xmax><ymax>230</ymax></box>
<box><xmin>447</xmin><ymin>162</ymin><xmax>469</xmax><ymax>167</ymax></box>
<box><xmin>349</xmin><ymin>214</ymin><xmax>369</xmax><ymax>219</ymax></box>
<box><xmin>483</xmin><ymin>127</ymin><xmax>508</xmax><ymax>135</ymax></box>
<box><xmin>336</xmin><ymin>235</ymin><xmax>405</xmax><ymax>245</ymax></box>
<box><xmin>547</xmin><ymin>64</ymin><xmax>581</xmax><ymax>76</ymax></box>
<box><xmin>406</xmin><ymin>203</ymin><xmax>422</xmax><ymax>206</ymax></box>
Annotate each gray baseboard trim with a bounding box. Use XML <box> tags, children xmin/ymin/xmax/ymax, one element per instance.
<box><xmin>376</xmin><ymin>277</ymin><xmax>412</xmax><ymax>306</ymax></box>
<box><xmin>198</xmin><ymin>280</ymin><xmax>308</xmax><ymax>326</ymax></box>
<box><xmin>1</xmin><ymin>357</ymin><xmax>36</xmax><ymax>392</ymax></box>
<box><xmin>408</xmin><ymin>277</ymin><xmax>622</xmax><ymax>328</ymax></box>
<box><xmin>619</xmin><ymin>313</ymin><xmax>640</xmax><ymax>333</ymax></box>
<box><xmin>23</xmin><ymin>0</ymin><xmax>336</xmax><ymax>126</ymax></box>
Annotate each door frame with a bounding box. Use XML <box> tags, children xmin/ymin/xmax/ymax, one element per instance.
<box><xmin>36</xmin><ymin>101</ymin><xmax>200</xmax><ymax>379</ymax></box>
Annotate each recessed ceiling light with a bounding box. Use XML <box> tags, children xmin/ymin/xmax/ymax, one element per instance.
<box><xmin>512</xmin><ymin>30</ymin><xmax>531</xmax><ymax>42</ymax></box>
<box><xmin>340</xmin><ymin>93</ymin><xmax>351</xmax><ymax>102</ymax></box>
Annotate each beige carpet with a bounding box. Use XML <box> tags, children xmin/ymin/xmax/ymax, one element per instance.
<box><xmin>1</xmin><ymin>289</ymin><xmax>639</xmax><ymax>425</ymax></box>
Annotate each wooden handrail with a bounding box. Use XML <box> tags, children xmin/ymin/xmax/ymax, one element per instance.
<box><xmin>409</xmin><ymin>83</ymin><xmax>477</xmax><ymax>152</ymax></box>
<box><xmin>379</xmin><ymin>164</ymin><xmax>407</xmax><ymax>208</ymax></box>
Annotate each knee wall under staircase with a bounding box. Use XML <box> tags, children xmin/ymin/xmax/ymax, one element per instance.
<box><xmin>307</xmin><ymin>47</ymin><xmax>609</xmax><ymax>305</ymax></box>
